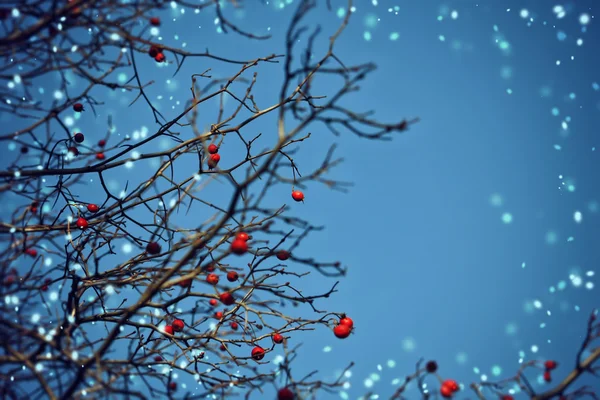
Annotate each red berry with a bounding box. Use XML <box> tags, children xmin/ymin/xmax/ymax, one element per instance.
<box><xmin>501</xmin><ymin>396</ymin><xmax>514</xmax><ymax>400</ymax></box>
<box><xmin>155</xmin><ymin>53</ymin><xmax>165</xmax><ymax>63</ymax></box>
<box><xmin>20</xmin><ymin>146</ymin><xmax>28</xmax><ymax>154</ymax></box>
<box><xmin>68</xmin><ymin>146</ymin><xmax>79</xmax><ymax>156</ymax></box>
<box><xmin>333</xmin><ymin>324</ymin><xmax>351</xmax><ymax>339</ymax></box>
<box><xmin>154</xmin><ymin>356</ymin><xmax>162</xmax><ymax>362</ymax></box>
<box><xmin>148</xmin><ymin>45</ymin><xmax>161</xmax><ymax>58</ymax></box>
<box><xmin>276</xmin><ymin>250</ymin><xmax>290</xmax><ymax>260</ymax></box>
<box><xmin>235</xmin><ymin>232</ymin><xmax>249</xmax><ymax>241</ymax></box>
<box><xmin>25</xmin><ymin>248</ymin><xmax>37</xmax><ymax>257</ymax></box>
<box><xmin>440</xmin><ymin>384</ymin><xmax>453</xmax><ymax>398</ymax></box>
<box><xmin>209</xmin><ymin>299</ymin><xmax>218</xmax><ymax>306</ymax></box>
<box><xmin>73</xmin><ymin>132</ymin><xmax>84</xmax><ymax>143</ymax></box>
<box><xmin>251</xmin><ymin>346</ymin><xmax>265</xmax><ymax>361</ymax></box>
<box><xmin>207</xmin><ymin>153</ymin><xmax>220</xmax><ymax>168</ymax></box>
<box><xmin>146</xmin><ymin>242</ymin><xmax>161</xmax><ymax>255</ymax></box>
<box><xmin>4</xmin><ymin>275</ymin><xmax>15</xmax><ymax>286</ymax></box>
<box><xmin>76</xmin><ymin>217</ymin><xmax>88</xmax><ymax>230</ymax></box>
<box><xmin>339</xmin><ymin>317</ymin><xmax>354</xmax><ymax>329</ymax></box>
<box><xmin>230</xmin><ymin>321</ymin><xmax>238</xmax><ymax>330</ymax></box>
<box><xmin>231</xmin><ymin>239</ymin><xmax>248</xmax><ymax>255</ymax></box>
<box><xmin>543</xmin><ymin>371</ymin><xmax>551</xmax><ymax>382</ymax></box>
<box><xmin>73</xmin><ymin>103</ymin><xmax>84</xmax><ymax>112</ymax></box>
<box><xmin>272</xmin><ymin>333</ymin><xmax>284</xmax><ymax>344</ymax></box>
<box><xmin>97</xmin><ymin>139</ymin><xmax>106</xmax><ymax>147</ymax></box>
<box><xmin>442</xmin><ymin>380</ymin><xmax>459</xmax><ymax>392</ymax></box>
<box><xmin>215</xmin><ymin>311</ymin><xmax>223</xmax><ymax>319</ymax></box>
<box><xmin>220</xmin><ymin>344</ymin><xmax>227</xmax><ymax>351</ymax></box>
<box><xmin>179</xmin><ymin>278</ymin><xmax>192</xmax><ymax>287</ymax></box>
<box><xmin>219</xmin><ymin>292</ymin><xmax>235</xmax><ymax>306</ymax></box>
<box><xmin>277</xmin><ymin>387</ymin><xmax>295</xmax><ymax>400</ymax></box>
<box><xmin>96</xmin><ymin>152</ymin><xmax>105</xmax><ymax>160</ymax></box>
<box><xmin>149</xmin><ymin>17</ymin><xmax>160</xmax><ymax>26</ymax></box>
<box><xmin>208</xmin><ymin>144</ymin><xmax>218</xmax><ymax>154</ymax></box>
<box><xmin>544</xmin><ymin>360</ymin><xmax>557</xmax><ymax>370</ymax></box>
<box><xmin>172</xmin><ymin>319</ymin><xmax>184</xmax><ymax>332</ymax></box>
<box><xmin>30</xmin><ymin>207</ymin><xmax>37</xmax><ymax>213</ymax></box>
<box><xmin>168</xmin><ymin>382</ymin><xmax>176</xmax><ymax>391</ymax></box>
<box><xmin>425</xmin><ymin>360</ymin><xmax>438</xmax><ymax>373</ymax></box>
<box><xmin>226</xmin><ymin>271</ymin><xmax>239</xmax><ymax>282</ymax></box>
<box><xmin>164</xmin><ymin>325</ymin><xmax>174</xmax><ymax>335</ymax></box>
<box><xmin>206</xmin><ymin>273</ymin><xmax>219</xmax><ymax>285</ymax></box>
<box><xmin>291</xmin><ymin>190</ymin><xmax>304</xmax><ymax>202</ymax></box>
<box><xmin>87</xmin><ymin>204</ymin><xmax>99</xmax><ymax>213</ymax></box>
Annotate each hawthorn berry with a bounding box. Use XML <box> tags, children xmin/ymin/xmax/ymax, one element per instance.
<box><xmin>164</xmin><ymin>325</ymin><xmax>174</xmax><ymax>335</ymax></box>
<box><xmin>172</xmin><ymin>319</ymin><xmax>184</xmax><ymax>332</ymax></box>
<box><xmin>207</xmin><ymin>153</ymin><xmax>220</xmax><ymax>169</ymax></box>
<box><xmin>339</xmin><ymin>316</ymin><xmax>354</xmax><ymax>329</ymax></box>
<box><xmin>440</xmin><ymin>384</ymin><xmax>453</xmax><ymax>398</ymax></box>
<box><xmin>76</xmin><ymin>217</ymin><xmax>88</xmax><ymax>230</ymax></box>
<box><xmin>168</xmin><ymin>382</ymin><xmax>177</xmax><ymax>391</ymax></box>
<box><xmin>20</xmin><ymin>146</ymin><xmax>28</xmax><ymax>154</ymax></box>
<box><xmin>179</xmin><ymin>278</ymin><xmax>192</xmax><ymax>287</ymax></box>
<box><xmin>425</xmin><ymin>360</ymin><xmax>438</xmax><ymax>373</ymax></box>
<box><xmin>155</xmin><ymin>53</ymin><xmax>165</xmax><ymax>63</ymax></box>
<box><xmin>501</xmin><ymin>396</ymin><xmax>514</xmax><ymax>400</ymax></box>
<box><xmin>154</xmin><ymin>356</ymin><xmax>162</xmax><ymax>362</ymax></box>
<box><xmin>251</xmin><ymin>346</ymin><xmax>265</xmax><ymax>361</ymax></box>
<box><xmin>215</xmin><ymin>311</ymin><xmax>223</xmax><ymax>319</ymax></box>
<box><xmin>277</xmin><ymin>387</ymin><xmax>295</xmax><ymax>400</ymax></box>
<box><xmin>73</xmin><ymin>132</ymin><xmax>84</xmax><ymax>143</ymax></box>
<box><xmin>235</xmin><ymin>232</ymin><xmax>249</xmax><ymax>241</ymax></box>
<box><xmin>543</xmin><ymin>371</ymin><xmax>551</xmax><ymax>382</ymax></box>
<box><xmin>220</xmin><ymin>344</ymin><xmax>227</xmax><ymax>351</ymax></box>
<box><xmin>209</xmin><ymin>299</ymin><xmax>218</xmax><ymax>306</ymax></box>
<box><xmin>230</xmin><ymin>321</ymin><xmax>238</xmax><ymax>330</ymax></box>
<box><xmin>219</xmin><ymin>292</ymin><xmax>235</xmax><ymax>306</ymax></box>
<box><xmin>148</xmin><ymin>45</ymin><xmax>161</xmax><ymax>58</ymax></box>
<box><xmin>206</xmin><ymin>273</ymin><xmax>219</xmax><ymax>285</ymax></box>
<box><xmin>276</xmin><ymin>250</ymin><xmax>290</xmax><ymax>261</ymax></box>
<box><xmin>68</xmin><ymin>146</ymin><xmax>79</xmax><ymax>156</ymax></box>
<box><xmin>149</xmin><ymin>17</ymin><xmax>160</xmax><ymax>26</ymax></box>
<box><xmin>25</xmin><ymin>248</ymin><xmax>37</xmax><ymax>257</ymax></box>
<box><xmin>231</xmin><ymin>239</ymin><xmax>248</xmax><ymax>255</ymax></box>
<box><xmin>146</xmin><ymin>242</ymin><xmax>161</xmax><ymax>255</ymax></box>
<box><xmin>226</xmin><ymin>271</ymin><xmax>239</xmax><ymax>282</ymax></box>
<box><xmin>87</xmin><ymin>204</ymin><xmax>99</xmax><ymax>213</ymax></box>
<box><xmin>272</xmin><ymin>333</ymin><xmax>284</xmax><ymax>344</ymax></box>
<box><xmin>98</xmin><ymin>139</ymin><xmax>106</xmax><ymax>147</ymax></box>
<box><xmin>291</xmin><ymin>190</ymin><xmax>304</xmax><ymax>202</ymax></box>
<box><xmin>544</xmin><ymin>360</ymin><xmax>557</xmax><ymax>370</ymax></box>
<box><xmin>4</xmin><ymin>275</ymin><xmax>15</xmax><ymax>286</ymax></box>
<box><xmin>333</xmin><ymin>323</ymin><xmax>351</xmax><ymax>339</ymax></box>
<box><xmin>96</xmin><ymin>152</ymin><xmax>105</xmax><ymax>160</ymax></box>
<box><xmin>41</xmin><ymin>278</ymin><xmax>52</xmax><ymax>292</ymax></box>
<box><xmin>442</xmin><ymin>379</ymin><xmax>459</xmax><ymax>392</ymax></box>
<box><xmin>208</xmin><ymin>143</ymin><xmax>219</xmax><ymax>154</ymax></box>
<box><xmin>73</xmin><ymin>103</ymin><xmax>84</xmax><ymax>112</ymax></box>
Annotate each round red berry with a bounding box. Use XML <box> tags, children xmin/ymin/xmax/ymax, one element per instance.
<box><xmin>251</xmin><ymin>346</ymin><xmax>265</xmax><ymax>361</ymax></box>
<box><xmin>440</xmin><ymin>384</ymin><xmax>453</xmax><ymax>398</ymax></box>
<box><xmin>164</xmin><ymin>325</ymin><xmax>174</xmax><ymax>335</ymax></box>
<box><xmin>68</xmin><ymin>146</ymin><xmax>79</xmax><ymax>156</ymax></box>
<box><xmin>149</xmin><ymin>17</ymin><xmax>160</xmax><ymax>26</ymax></box>
<box><xmin>543</xmin><ymin>371</ymin><xmax>551</xmax><ymax>382</ymax></box>
<box><xmin>272</xmin><ymin>333</ymin><xmax>284</xmax><ymax>344</ymax></box>
<box><xmin>98</xmin><ymin>139</ymin><xmax>106</xmax><ymax>147</ymax></box>
<box><xmin>230</xmin><ymin>321</ymin><xmax>238</xmax><ymax>330</ymax></box>
<box><xmin>231</xmin><ymin>239</ymin><xmax>248</xmax><ymax>255</ymax></box>
<box><xmin>226</xmin><ymin>271</ymin><xmax>239</xmax><ymax>282</ymax></box>
<box><xmin>425</xmin><ymin>360</ymin><xmax>438</xmax><ymax>373</ymax></box>
<box><xmin>74</xmin><ymin>132</ymin><xmax>84</xmax><ymax>143</ymax></box>
<box><xmin>333</xmin><ymin>324</ymin><xmax>351</xmax><ymax>339</ymax></box>
<box><xmin>87</xmin><ymin>204</ymin><xmax>99</xmax><ymax>213</ymax></box>
<box><xmin>339</xmin><ymin>316</ymin><xmax>353</xmax><ymax>329</ymax></box>
<box><xmin>208</xmin><ymin>144</ymin><xmax>218</xmax><ymax>154</ymax></box>
<box><xmin>25</xmin><ymin>248</ymin><xmax>37</xmax><ymax>257</ymax></box>
<box><xmin>155</xmin><ymin>53</ymin><xmax>165</xmax><ymax>63</ymax></box>
<box><xmin>219</xmin><ymin>292</ymin><xmax>235</xmax><ymax>306</ymax></box>
<box><xmin>146</xmin><ymin>242</ymin><xmax>161</xmax><ymax>255</ymax></box>
<box><xmin>73</xmin><ymin>103</ymin><xmax>84</xmax><ymax>112</ymax></box>
<box><xmin>291</xmin><ymin>190</ymin><xmax>304</xmax><ymax>202</ymax></box>
<box><xmin>179</xmin><ymin>278</ymin><xmax>192</xmax><ymax>287</ymax></box>
<box><xmin>277</xmin><ymin>387</ymin><xmax>295</xmax><ymax>400</ymax></box>
<box><xmin>215</xmin><ymin>311</ymin><xmax>223</xmax><ymax>319</ymax></box>
<box><xmin>207</xmin><ymin>153</ymin><xmax>220</xmax><ymax>168</ymax></box>
<box><xmin>235</xmin><ymin>232</ymin><xmax>249</xmax><ymax>241</ymax></box>
<box><xmin>544</xmin><ymin>360</ymin><xmax>557</xmax><ymax>370</ymax></box>
<box><xmin>172</xmin><ymin>319</ymin><xmax>184</xmax><ymax>332</ymax></box>
<box><xmin>209</xmin><ymin>299</ymin><xmax>218</xmax><ymax>306</ymax></box>
<box><xmin>206</xmin><ymin>273</ymin><xmax>219</xmax><ymax>285</ymax></box>
<box><xmin>154</xmin><ymin>356</ymin><xmax>162</xmax><ymax>362</ymax></box>
<box><xmin>96</xmin><ymin>152</ymin><xmax>105</xmax><ymax>160</ymax></box>
<box><xmin>148</xmin><ymin>45</ymin><xmax>161</xmax><ymax>58</ymax></box>
<box><xmin>276</xmin><ymin>250</ymin><xmax>290</xmax><ymax>260</ymax></box>
<box><xmin>168</xmin><ymin>382</ymin><xmax>176</xmax><ymax>390</ymax></box>
<box><xmin>442</xmin><ymin>380</ymin><xmax>459</xmax><ymax>392</ymax></box>
<box><xmin>501</xmin><ymin>396</ymin><xmax>514</xmax><ymax>400</ymax></box>
<box><xmin>76</xmin><ymin>217</ymin><xmax>88</xmax><ymax>230</ymax></box>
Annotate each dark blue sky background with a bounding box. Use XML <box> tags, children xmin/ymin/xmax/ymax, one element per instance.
<box><xmin>1</xmin><ymin>0</ymin><xmax>599</xmax><ymax>398</ymax></box>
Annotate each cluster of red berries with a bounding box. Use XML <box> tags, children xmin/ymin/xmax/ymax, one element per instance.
<box><xmin>230</xmin><ymin>231</ymin><xmax>249</xmax><ymax>255</ymax></box>
<box><xmin>207</xmin><ymin>143</ymin><xmax>220</xmax><ymax>169</ymax></box>
<box><xmin>543</xmin><ymin>359</ymin><xmax>558</xmax><ymax>382</ymax></box>
<box><xmin>148</xmin><ymin>45</ymin><xmax>165</xmax><ymax>63</ymax></box>
<box><xmin>440</xmin><ymin>379</ymin><xmax>459</xmax><ymax>398</ymax></box>
<box><xmin>163</xmin><ymin>318</ymin><xmax>185</xmax><ymax>335</ymax></box>
<box><xmin>333</xmin><ymin>316</ymin><xmax>353</xmax><ymax>339</ymax></box>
